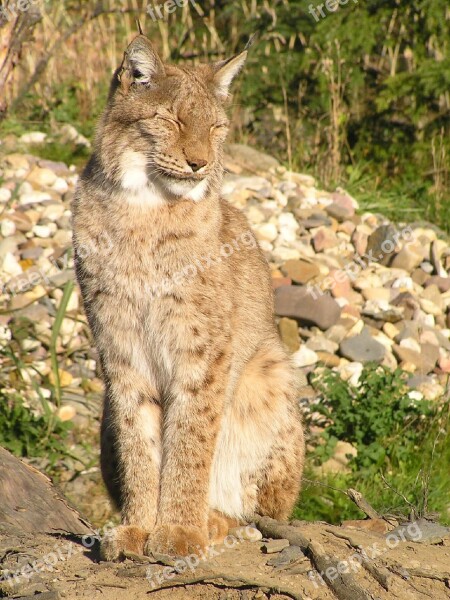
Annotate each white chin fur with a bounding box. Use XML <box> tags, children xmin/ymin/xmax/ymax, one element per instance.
<box><xmin>120</xmin><ymin>150</ymin><xmax>209</xmax><ymax>205</ymax></box>
<box><xmin>163</xmin><ymin>177</ymin><xmax>209</xmax><ymax>202</ymax></box>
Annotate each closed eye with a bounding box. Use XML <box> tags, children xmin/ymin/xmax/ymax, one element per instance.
<box><xmin>156</xmin><ymin>114</ymin><xmax>181</xmax><ymax>128</ymax></box>
<box><xmin>211</xmin><ymin>122</ymin><xmax>228</xmax><ymax>131</ymax></box>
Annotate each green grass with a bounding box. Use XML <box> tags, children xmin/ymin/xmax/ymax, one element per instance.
<box><xmin>294</xmin><ymin>366</ymin><xmax>450</xmax><ymax>525</ymax></box>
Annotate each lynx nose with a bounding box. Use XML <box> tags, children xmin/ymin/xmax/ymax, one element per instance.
<box><xmin>188</xmin><ymin>159</ymin><xmax>207</xmax><ymax>172</ymax></box>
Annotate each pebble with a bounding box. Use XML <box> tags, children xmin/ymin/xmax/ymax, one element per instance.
<box><xmin>292</xmin><ymin>345</ymin><xmax>318</xmax><ymax>368</ymax></box>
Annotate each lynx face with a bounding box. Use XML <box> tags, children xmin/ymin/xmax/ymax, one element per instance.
<box><xmin>97</xmin><ymin>36</ymin><xmax>247</xmax><ymax>204</ymax></box>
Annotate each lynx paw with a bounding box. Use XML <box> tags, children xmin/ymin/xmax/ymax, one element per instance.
<box><xmin>144</xmin><ymin>524</ymin><xmax>208</xmax><ymax>557</ymax></box>
<box><xmin>100</xmin><ymin>525</ymin><xmax>149</xmax><ymax>561</ymax></box>
<box><xmin>207</xmin><ymin>510</ymin><xmax>240</xmax><ymax>545</ymax></box>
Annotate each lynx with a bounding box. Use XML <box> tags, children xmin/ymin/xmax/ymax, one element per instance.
<box><xmin>72</xmin><ymin>33</ymin><xmax>304</xmax><ymax>559</ymax></box>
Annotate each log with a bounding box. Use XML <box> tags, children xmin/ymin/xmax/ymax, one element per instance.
<box><xmin>0</xmin><ymin>447</ymin><xmax>93</xmax><ymax>535</ymax></box>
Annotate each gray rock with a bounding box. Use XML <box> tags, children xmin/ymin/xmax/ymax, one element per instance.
<box><xmin>267</xmin><ymin>544</ymin><xmax>304</xmax><ymax>567</ymax></box>
<box><xmin>225</xmin><ymin>143</ymin><xmax>279</xmax><ymax>173</ymax></box>
<box><xmin>262</xmin><ymin>538</ymin><xmax>290</xmax><ymax>554</ymax></box>
<box><xmin>325</xmin><ymin>202</ymin><xmax>353</xmax><ymax>222</ymax></box>
<box><xmin>340</xmin><ymin>327</ymin><xmax>386</xmax><ymax>363</ymax></box>
<box><xmin>275</xmin><ymin>285</ymin><xmax>341</xmax><ymax>330</ymax></box>
<box><xmin>366</xmin><ymin>224</ymin><xmax>398</xmax><ymax>266</ymax></box>
<box><xmin>387</xmin><ymin>519</ymin><xmax>450</xmax><ymax>545</ymax></box>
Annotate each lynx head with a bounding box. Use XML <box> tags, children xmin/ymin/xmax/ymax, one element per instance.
<box><xmin>96</xmin><ymin>35</ymin><xmax>247</xmax><ymax>204</ymax></box>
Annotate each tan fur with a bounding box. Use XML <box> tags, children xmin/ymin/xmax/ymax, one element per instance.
<box><xmin>72</xmin><ymin>34</ymin><xmax>304</xmax><ymax>560</ymax></box>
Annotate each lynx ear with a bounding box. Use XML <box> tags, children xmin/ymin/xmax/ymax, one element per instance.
<box><xmin>119</xmin><ymin>35</ymin><xmax>165</xmax><ymax>92</ymax></box>
<box><xmin>212</xmin><ymin>50</ymin><xmax>248</xmax><ymax>100</ymax></box>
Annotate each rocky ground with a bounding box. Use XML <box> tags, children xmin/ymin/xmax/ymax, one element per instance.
<box><xmin>1</xmin><ymin>516</ymin><xmax>450</xmax><ymax>600</ymax></box>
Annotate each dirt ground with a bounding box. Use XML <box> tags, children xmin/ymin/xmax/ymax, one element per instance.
<box><xmin>1</xmin><ymin>519</ymin><xmax>449</xmax><ymax>600</ymax></box>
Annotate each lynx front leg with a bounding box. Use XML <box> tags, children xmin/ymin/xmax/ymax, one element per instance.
<box><xmin>145</xmin><ymin>351</ymin><xmax>229</xmax><ymax>556</ymax></box>
<box><xmin>100</xmin><ymin>367</ymin><xmax>162</xmax><ymax>561</ymax></box>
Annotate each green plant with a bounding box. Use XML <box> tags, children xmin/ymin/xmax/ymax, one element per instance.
<box><xmin>0</xmin><ymin>391</ymin><xmax>73</xmax><ymax>467</ymax></box>
<box><xmin>311</xmin><ymin>365</ymin><xmax>436</xmax><ymax>471</ymax></box>
<box><xmin>295</xmin><ymin>365</ymin><xmax>450</xmax><ymax>524</ymax></box>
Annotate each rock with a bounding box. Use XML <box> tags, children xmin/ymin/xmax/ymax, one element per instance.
<box><xmin>292</xmin><ymin>345</ymin><xmax>318</xmax><ymax>367</ymax></box>
<box><xmin>388</xmin><ymin>519</ymin><xmax>450</xmax><ymax>544</ymax></box>
<box><xmin>399</xmin><ymin>337</ymin><xmax>421</xmax><ymax>353</ymax></box>
<box><xmin>393</xmin><ymin>343</ymin><xmax>439</xmax><ymax>374</ymax></box>
<box><xmin>391</xmin><ymin>244</ymin><xmax>424</xmax><ymax>271</ymax></box>
<box><xmin>325</xmin><ymin>202</ymin><xmax>353</xmax><ymax>221</ymax></box>
<box><xmin>366</xmin><ymin>224</ymin><xmax>398</xmax><ymax>266</ymax></box>
<box><xmin>417</xmin><ymin>381</ymin><xmax>444</xmax><ymax>400</ymax></box>
<box><xmin>57</xmin><ymin>405</ymin><xmax>76</xmax><ymax>421</ymax></box>
<box><xmin>362</xmin><ymin>288</ymin><xmax>391</xmax><ymax>302</ymax></box>
<box><xmin>32</xmin><ymin>224</ymin><xmax>54</xmax><ymax>238</ymax></box>
<box><xmin>19</xmin><ymin>191</ymin><xmax>52</xmax><ymax>205</ymax></box>
<box><xmin>421</xmin><ymin>284</ymin><xmax>443</xmax><ymax>311</ymax></box>
<box><xmin>49</xmin><ymin>369</ymin><xmax>73</xmax><ymax>388</ymax></box>
<box><xmin>262</xmin><ymin>539</ymin><xmax>290</xmax><ymax>554</ymax></box>
<box><xmin>338</xmin><ymin>362</ymin><xmax>364</xmax><ymax>386</ymax></box>
<box><xmin>430</xmin><ymin>239</ymin><xmax>446</xmax><ymax>277</ymax></box>
<box><xmin>383</xmin><ymin>322</ymin><xmax>401</xmax><ymax>339</ymax></box>
<box><xmin>281</xmin><ymin>260</ymin><xmax>320</xmax><ymax>284</ymax></box>
<box><xmin>316</xmin><ymin>351</ymin><xmax>341</xmax><ymax>367</ymax></box>
<box><xmin>1</xmin><ymin>218</ymin><xmax>16</xmax><ymax>237</ymax></box>
<box><xmin>20</xmin><ymin>131</ymin><xmax>47</xmax><ymax>144</ymax></box>
<box><xmin>4</xmin><ymin>153</ymin><xmax>31</xmax><ymax>170</ymax></box>
<box><xmin>0</xmin><ymin>188</ymin><xmax>12</xmax><ymax>203</ymax></box>
<box><xmin>321</xmin><ymin>441</ymin><xmax>358</xmax><ymax>474</ymax></box>
<box><xmin>59</xmin><ymin>124</ymin><xmax>91</xmax><ymax>148</ymax></box>
<box><xmin>352</xmin><ymin>230</ymin><xmax>368</xmax><ymax>256</ymax></box>
<box><xmin>229</xmin><ymin>525</ymin><xmax>262</xmax><ymax>541</ymax></box>
<box><xmin>225</xmin><ymin>143</ymin><xmax>279</xmax><ymax>174</ymax></box>
<box><xmin>340</xmin><ymin>328</ymin><xmax>386</xmax><ymax>363</ymax></box>
<box><xmin>300</xmin><ymin>214</ymin><xmax>332</xmax><ymax>229</ymax></box>
<box><xmin>411</xmin><ymin>268</ymin><xmax>430</xmax><ymax>286</ymax></box>
<box><xmin>2</xmin><ymin>252</ymin><xmax>22</xmax><ymax>276</ymax></box>
<box><xmin>331</xmin><ymin>189</ymin><xmax>359</xmax><ymax>211</ymax></box>
<box><xmin>255</xmin><ymin>223</ymin><xmax>278</xmax><ymax>242</ymax></box>
<box><xmin>266</xmin><ymin>545</ymin><xmax>304</xmax><ymax>567</ymax></box>
<box><xmin>272</xmin><ymin>276</ymin><xmax>292</xmax><ymax>290</ymax></box>
<box><xmin>272</xmin><ymin>247</ymin><xmax>301</xmax><ymax>262</ymax></box>
<box><xmin>313</xmin><ymin>227</ymin><xmax>339</xmax><ymax>252</ymax></box>
<box><xmin>278</xmin><ymin>318</ymin><xmax>300</xmax><ymax>352</ymax></box>
<box><xmin>27</xmin><ymin>166</ymin><xmax>58</xmax><ymax>188</ymax></box>
<box><xmin>329</xmin><ymin>271</ymin><xmax>357</xmax><ymax>301</ymax></box>
<box><xmin>306</xmin><ymin>336</ymin><xmax>338</xmax><ymax>354</ymax></box>
<box><xmin>424</xmin><ymin>276</ymin><xmax>450</xmax><ymax>293</ymax></box>
<box><xmin>275</xmin><ymin>285</ymin><xmax>341</xmax><ymax>330</ymax></box>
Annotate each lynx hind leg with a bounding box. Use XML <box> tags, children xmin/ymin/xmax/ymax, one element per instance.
<box><xmin>250</xmin><ymin>343</ymin><xmax>305</xmax><ymax>520</ymax></box>
<box><xmin>210</xmin><ymin>339</ymin><xmax>304</xmax><ymax>523</ymax></box>
<box><xmin>256</xmin><ymin>413</ymin><xmax>305</xmax><ymax>521</ymax></box>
